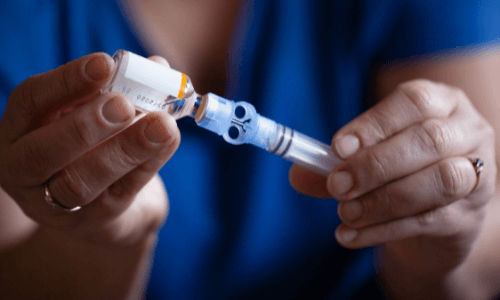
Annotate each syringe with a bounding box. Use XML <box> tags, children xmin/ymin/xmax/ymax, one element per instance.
<box><xmin>102</xmin><ymin>50</ymin><xmax>342</xmax><ymax>176</ymax></box>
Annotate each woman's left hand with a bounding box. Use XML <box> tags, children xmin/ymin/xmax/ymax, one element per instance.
<box><xmin>290</xmin><ymin>79</ymin><xmax>496</xmax><ymax>276</ymax></box>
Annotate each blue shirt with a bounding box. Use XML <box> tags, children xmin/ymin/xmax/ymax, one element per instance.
<box><xmin>1</xmin><ymin>1</ymin><xmax>499</xmax><ymax>299</ymax></box>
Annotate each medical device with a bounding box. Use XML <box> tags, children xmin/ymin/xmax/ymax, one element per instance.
<box><xmin>102</xmin><ymin>50</ymin><xmax>341</xmax><ymax>176</ymax></box>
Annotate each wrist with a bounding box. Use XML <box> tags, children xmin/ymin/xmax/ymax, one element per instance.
<box><xmin>376</xmin><ymin>245</ymin><xmax>461</xmax><ymax>300</ymax></box>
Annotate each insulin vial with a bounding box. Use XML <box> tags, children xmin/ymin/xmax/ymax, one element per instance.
<box><xmin>102</xmin><ymin>50</ymin><xmax>196</xmax><ymax>119</ymax></box>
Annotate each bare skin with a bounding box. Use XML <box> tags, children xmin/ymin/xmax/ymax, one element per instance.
<box><xmin>0</xmin><ymin>1</ymin><xmax>240</xmax><ymax>299</ymax></box>
<box><xmin>2</xmin><ymin>1</ymin><xmax>500</xmax><ymax>299</ymax></box>
<box><xmin>290</xmin><ymin>52</ymin><xmax>500</xmax><ymax>299</ymax></box>
<box><xmin>122</xmin><ymin>0</ymin><xmax>241</xmax><ymax>94</ymax></box>
<box><xmin>0</xmin><ymin>53</ymin><xmax>176</xmax><ymax>299</ymax></box>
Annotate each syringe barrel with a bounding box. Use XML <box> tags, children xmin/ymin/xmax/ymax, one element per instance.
<box><xmin>100</xmin><ymin>51</ymin><xmax>342</xmax><ymax>176</ymax></box>
<box><xmin>195</xmin><ymin>94</ymin><xmax>341</xmax><ymax>176</ymax></box>
<box><xmin>267</xmin><ymin>125</ymin><xmax>341</xmax><ymax>176</ymax></box>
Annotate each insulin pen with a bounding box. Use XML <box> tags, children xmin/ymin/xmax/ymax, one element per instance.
<box><xmin>102</xmin><ymin>50</ymin><xmax>342</xmax><ymax>176</ymax></box>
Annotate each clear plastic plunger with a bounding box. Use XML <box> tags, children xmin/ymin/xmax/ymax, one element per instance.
<box><xmin>195</xmin><ymin>94</ymin><xmax>342</xmax><ymax>176</ymax></box>
<box><xmin>103</xmin><ymin>50</ymin><xmax>342</xmax><ymax>176</ymax></box>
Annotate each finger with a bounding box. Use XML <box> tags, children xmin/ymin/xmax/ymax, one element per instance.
<box><xmin>331</xmin><ymin>80</ymin><xmax>464</xmax><ymax>159</ymax></box>
<box><xmin>2</xmin><ymin>53</ymin><xmax>114</xmax><ymax>142</ymax></box>
<box><xmin>20</xmin><ymin>174</ymin><xmax>169</xmax><ymax>245</ymax></box>
<box><xmin>48</xmin><ymin>110</ymin><xmax>179</xmax><ymax>209</ymax></box>
<box><xmin>7</xmin><ymin>92</ymin><xmax>135</xmax><ymax>186</ymax></box>
<box><xmin>335</xmin><ymin>202</ymin><xmax>482</xmax><ymax>249</ymax></box>
<box><xmin>148</xmin><ymin>56</ymin><xmax>170</xmax><ymax>68</ymax></box>
<box><xmin>80</xmin><ymin>153</ymin><xmax>173</xmax><ymax>226</ymax></box>
<box><xmin>75</xmin><ymin>174</ymin><xmax>169</xmax><ymax>245</ymax></box>
<box><xmin>289</xmin><ymin>164</ymin><xmax>331</xmax><ymax>198</ymax></box>
<box><xmin>337</xmin><ymin>157</ymin><xmax>478</xmax><ymax>228</ymax></box>
<box><xmin>327</xmin><ymin>109</ymin><xmax>481</xmax><ymax>200</ymax></box>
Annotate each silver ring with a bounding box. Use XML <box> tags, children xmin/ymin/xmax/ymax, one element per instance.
<box><xmin>471</xmin><ymin>158</ymin><xmax>484</xmax><ymax>190</ymax></box>
<box><xmin>44</xmin><ymin>183</ymin><xmax>81</xmax><ymax>212</ymax></box>
<box><xmin>471</xmin><ymin>158</ymin><xmax>484</xmax><ymax>177</ymax></box>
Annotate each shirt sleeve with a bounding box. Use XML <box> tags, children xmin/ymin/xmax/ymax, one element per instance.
<box><xmin>380</xmin><ymin>0</ymin><xmax>500</xmax><ymax>61</ymax></box>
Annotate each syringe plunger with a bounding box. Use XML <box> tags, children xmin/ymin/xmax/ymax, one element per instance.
<box><xmin>196</xmin><ymin>93</ymin><xmax>342</xmax><ymax>176</ymax></box>
<box><xmin>103</xmin><ymin>50</ymin><xmax>342</xmax><ymax>176</ymax></box>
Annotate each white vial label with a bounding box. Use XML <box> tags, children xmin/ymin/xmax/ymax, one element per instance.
<box><xmin>114</xmin><ymin>79</ymin><xmax>169</xmax><ymax>112</ymax></box>
<box><xmin>125</xmin><ymin>52</ymin><xmax>183</xmax><ymax>97</ymax></box>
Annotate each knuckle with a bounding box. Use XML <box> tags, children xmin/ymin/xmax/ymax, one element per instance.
<box><xmin>415</xmin><ymin>119</ymin><xmax>450</xmax><ymax>156</ymax></box>
<box><xmin>398</xmin><ymin>79</ymin><xmax>436</xmax><ymax>116</ymax></box>
<box><xmin>114</xmin><ymin>138</ymin><xmax>146</xmax><ymax>168</ymax></box>
<box><xmin>445</xmin><ymin>85</ymin><xmax>471</xmax><ymax>109</ymax></box>
<box><xmin>416</xmin><ymin>209</ymin><xmax>438</xmax><ymax>229</ymax></box>
<box><xmin>149</xmin><ymin>56</ymin><xmax>170</xmax><ymax>67</ymax></box>
<box><xmin>53</xmin><ymin>166</ymin><xmax>94</xmax><ymax>206</ymax></box>
<box><xmin>414</xmin><ymin>205</ymin><xmax>474</xmax><ymax>239</ymax></box>
<box><xmin>60</xmin><ymin>63</ymin><xmax>74</xmax><ymax>96</ymax></box>
<box><xmin>148</xmin><ymin>213</ymin><xmax>167</xmax><ymax>232</ymax></box>
<box><xmin>70</xmin><ymin>115</ymin><xmax>98</xmax><ymax>148</ymax></box>
<box><xmin>434</xmin><ymin>206</ymin><xmax>463</xmax><ymax>234</ymax></box>
<box><xmin>365</xmin><ymin>150</ymin><xmax>389</xmax><ymax>183</ymax></box>
<box><xmin>487</xmin><ymin>125</ymin><xmax>495</xmax><ymax>140</ymax></box>
<box><xmin>363</xmin><ymin>109</ymin><xmax>394</xmax><ymax>141</ymax></box>
<box><xmin>17</xmin><ymin>77</ymin><xmax>40</xmax><ymax>117</ymax></box>
<box><xmin>374</xmin><ymin>186</ymin><xmax>401</xmax><ymax>219</ymax></box>
<box><xmin>94</xmin><ymin>222</ymin><xmax>125</xmax><ymax>244</ymax></box>
<box><xmin>145</xmin><ymin>200</ymin><xmax>169</xmax><ymax>234</ymax></box>
<box><xmin>45</xmin><ymin>64</ymin><xmax>74</xmax><ymax>101</ymax></box>
<box><xmin>95</xmin><ymin>197</ymin><xmax>120</xmax><ymax>222</ymax></box>
<box><xmin>135</xmin><ymin>159</ymin><xmax>162</xmax><ymax>175</ymax></box>
<box><xmin>482</xmin><ymin>122</ymin><xmax>495</xmax><ymax>142</ymax></box>
<box><xmin>437</xmin><ymin>160</ymin><xmax>469</xmax><ymax>199</ymax></box>
<box><xmin>450</xmin><ymin>86</ymin><xmax>468</xmax><ymax>102</ymax></box>
<box><xmin>14</xmin><ymin>140</ymin><xmax>48</xmax><ymax>181</ymax></box>
<box><xmin>416</xmin><ymin>205</ymin><xmax>462</xmax><ymax>236</ymax></box>
<box><xmin>107</xmin><ymin>177</ymin><xmax>134</xmax><ymax>200</ymax></box>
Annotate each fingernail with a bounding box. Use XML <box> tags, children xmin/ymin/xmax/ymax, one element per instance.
<box><xmin>85</xmin><ymin>55</ymin><xmax>110</xmax><ymax>81</ymax></box>
<box><xmin>338</xmin><ymin>201</ymin><xmax>364</xmax><ymax>222</ymax></box>
<box><xmin>328</xmin><ymin>171</ymin><xmax>353</xmax><ymax>196</ymax></box>
<box><xmin>102</xmin><ymin>96</ymin><xmax>132</xmax><ymax>124</ymax></box>
<box><xmin>335</xmin><ymin>134</ymin><xmax>360</xmax><ymax>159</ymax></box>
<box><xmin>335</xmin><ymin>227</ymin><xmax>357</xmax><ymax>244</ymax></box>
<box><xmin>144</xmin><ymin>118</ymin><xmax>171</xmax><ymax>144</ymax></box>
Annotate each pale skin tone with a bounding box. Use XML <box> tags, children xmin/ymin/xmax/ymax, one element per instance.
<box><xmin>2</xmin><ymin>1</ymin><xmax>500</xmax><ymax>299</ymax></box>
<box><xmin>0</xmin><ymin>53</ymin><xmax>178</xmax><ymax>299</ymax></box>
<box><xmin>290</xmin><ymin>52</ymin><xmax>500</xmax><ymax>299</ymax></box>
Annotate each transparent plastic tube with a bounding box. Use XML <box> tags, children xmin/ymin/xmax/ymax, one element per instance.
<box><xmin>103</xmin><ymin>50</ymin><xmax>342</xmax><ymax>176</ymax></box>
<box><xmin>267</xmin><ymin>125</ymin><xmax>341</xmax><ymax>176</ymax></box>
<box><xmin>196</xmin><ymin>94</ymin><xmax>342</xmax><ymax>176</ymax></box>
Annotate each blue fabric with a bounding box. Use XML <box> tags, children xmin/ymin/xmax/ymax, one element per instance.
<box><xmin>1</xmin><ymin>0</ymin><xmax>499</xmax><ymax>299</ymax></box>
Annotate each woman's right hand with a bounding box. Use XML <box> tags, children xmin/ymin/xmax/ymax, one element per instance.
<box><xmin>0</xmin><ymin>52</ymin><xmax>179</xmax><ymax>246</ymax></box>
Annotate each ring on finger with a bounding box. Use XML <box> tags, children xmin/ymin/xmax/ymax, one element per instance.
<box><xmin>470</xmin><ymin>157</ymin><xmax>484</xmax><ymax>191</ymax></box>
<box><xmin>44</xmin><ymin>182</ymin><xmax>81</xmax><ymax>212</ymax></box>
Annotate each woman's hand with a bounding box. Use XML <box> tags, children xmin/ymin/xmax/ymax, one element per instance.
<box><xmin>290</xmin><ymin>79</ymin><xmax>496</xmax><ymax>281</ymax></box>
<box><xmin>0</xmin><ymin>52</ymin><xmax>179</xmax><ymax>246</ymax></box>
